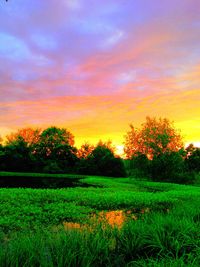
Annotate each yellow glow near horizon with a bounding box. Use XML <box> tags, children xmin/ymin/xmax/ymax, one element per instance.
<box><xmin>185</xmin><ymin>142</ymin><xmax>200</xmax><ymax>148</ymax></box>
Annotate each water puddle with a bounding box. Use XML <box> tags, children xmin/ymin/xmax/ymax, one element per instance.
<box><xmin>0</xmin><ymin>175</ymin><xmax>102</xmax><ymax>189</ymax></box>
<box><xmin>95</xmin><ymin>210</ymin><xmax>136</xmax><ymax>228</ymax></box>
<box><xmin>56</xmin><ymin>208</ymin><xmax>151</xmax><ymax>231</ymax></box>
<box><xmin>95</xmin><ymin>208</ymin><xmax>151</xmax><ymax>227</ymax></box>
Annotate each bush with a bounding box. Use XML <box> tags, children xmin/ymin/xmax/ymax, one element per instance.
<box><xmin>123</xmin><ymin>151</ymin><xmax>196</xmax><ymax>184</ymax></box>
<box><xmin>170</xmin><ymin>171</ymin><xmax>196</xmax><ymax>184</ymax></box>
<box><xmin>128</xmin><ymin>154</ymin><xmax>150</xmax><ymax>178</ymax></box>
<box><xmin>76</xmin><ymin>145</ymin><xmax>126</xmax><ymax>177</ymax></box>
<box><xmin>148</xmin><ymin>151</ymin><xmax>191</xmax><ymax>184</ymax></box>
<box><xmin>1</xmin><ymin>139</ymin><xmax>33</xmax><ymax>172</ymax></box>
<box><xmin>75</xmin><ymin>158</ymin><xmax>91</xmax><ymax>174</ymax></box>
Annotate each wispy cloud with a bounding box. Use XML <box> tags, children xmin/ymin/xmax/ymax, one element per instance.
<box><xmin>0</xmin><ymin>0</ymin><xmax>200</xmax><ymax>145</ymax></box>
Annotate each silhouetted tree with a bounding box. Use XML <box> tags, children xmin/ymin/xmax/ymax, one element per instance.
<box><xmin>85</xmin><ymin>142</ymin><xmax>126</xmax><ymax>177</ymax></box>
<box><xmin>34</xmin><ymin>127</ymin><xmax>77</xmax><ymax>172</ymax></box>
<box><xmin>2</xmin><ymin>136</ymin><xmax>32</xmax><ymax>171</ymax></box>
<box><xmin>5</xmin><ymin>128</ymin><xmax>42</xmax><ymax>172</ymax></box>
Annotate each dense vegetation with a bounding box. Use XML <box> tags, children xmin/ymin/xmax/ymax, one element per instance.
<box><xmin>0</xmin><ymin>176</ymin><xmax>200</xmax><ymax>266</ymax></box>
<box><xmin>0</xmin><ymin>127</ymin><xmax>126</xmax><ymax>178</ymax></box>
<box><xmin>1</xmin><ymin>116</ymin><xmax>200</xmax><ymax>184</ymax></box>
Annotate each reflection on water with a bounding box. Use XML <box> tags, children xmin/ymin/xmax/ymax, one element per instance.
<box><xmin>97</xmin><ymin>210</ymin><xmax>138</xmax><ymax>228</ymax></box>
<box><xmin>56</xmin><ymin>208</ymin><xmax>152</xmax><ymax>231</ymax></box>
<box><xmin>94</xmin><ymin>208</ymin><xmax>152</xmax><ymax>227</ymax></box>
<box><xmin>99</xmin><ymin>210</ymin><xmax>126</xmax><ymax>228</ymax></box>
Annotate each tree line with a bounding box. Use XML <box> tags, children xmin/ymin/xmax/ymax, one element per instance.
<box><xmin>0</xmin><ymin>127</ymin><xmax>126</xmax><ymax>177</ymax></box>
<box><xmin>0</xmin><ymin>116</ymin><xmax>199</xmax><ymax>183</ymax></box>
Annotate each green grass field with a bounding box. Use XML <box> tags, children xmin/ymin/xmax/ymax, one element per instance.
<box><xmin>0</xmin><ymin>173</ymin><xmax>200</xmax><ymax>266</ymax></box>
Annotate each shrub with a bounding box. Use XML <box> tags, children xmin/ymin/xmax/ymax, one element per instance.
<box><xmin>148</xmin><ymin>151</ymin><xmax>191</xmax><ymax>184</ymax></box>
<box><xmin>128</xmin><ymin>154</ymin><xmax>150</xmax><ymax>178</ymax></box>
<box><xmin>76</xmin><ymin>145</ymin><xmax>126</xmax><ymax>177</ymax></box>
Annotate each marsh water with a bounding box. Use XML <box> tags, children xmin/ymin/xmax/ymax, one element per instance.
<box><xmin>0</xmin><ymin>175</ymin><xmax>101</xmax><ymax>188</ymax></box>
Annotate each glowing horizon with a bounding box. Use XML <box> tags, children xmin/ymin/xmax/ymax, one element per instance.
<box><xmin>0</xmin><ymin>0</ymin><xmax>200</xmax><ymax>152</ymax></box>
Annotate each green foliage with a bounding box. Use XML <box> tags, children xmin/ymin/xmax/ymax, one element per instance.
<box><xmin>185</xmin><ymin>147</ymin><xmax>200</xmax><ymax>172</ymax></box>
<box><xmin>87</xmin><ymin>144</ymin><xmax>126</xmax><ymax>177</ymax></box>
<box><xmin>127</xmin><ymin>151</ymin><xmax>195</xmax><ymax>184</ymax></box>
<box><xmin>0</xmin><ymin>137</ymin><xmax>32</xmax><ymax>171</ymax></box>
<box><xmin>0</xmin><ymin>175</ymin><xmax>199</xmax><ymax>231</ymax></box>
<box><xmin>0</xmin><ymin>176</ymin><xmax>200</xmax><ymax>266</ymax></box>
<box><xmin>128</xmin><ymin>153</ymin><xmax>150</xmax><ymax>178</ymax></box>
<box><xmin>1</xmin><ymin>126</ymin><xmax>79</xmax><ymax>174</ymax></box>
<box><xmin>40</xmin><ymin>126</ymin><xmax>74</xmax><ymax>147</ymax></box>
<box><xmin>1</xmin><ymin>127</ymin><xmax>127</xmax><ymax>177</ymax></box>
<box><xmin>0</xmin><ymin>121</ymin><xmax>199</xmax><ymax>180</ymax></box>
<box><xmin>76</xmin><ymin>143</ymin><xmax>126</xmax><ymax>177</ymax></box>
<box><xmin>0</xmin><ymin>201</ymin><xmax>200</xmax><ymax>266</ymax></box>
<box><xmin>149</xmin><ymin>151</ymin><xmax>185</xmax><ymax>182</ymax></box>
<box><xmin>34</xmin><ymin>127</ymin><xmax>78</xmax><ymax>170</ymax></box>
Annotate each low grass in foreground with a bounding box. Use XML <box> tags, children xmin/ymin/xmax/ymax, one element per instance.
<box><xmin>0</xmin><ymin>174</ymin><xmax>200</xmax><ymax>266</ymax></box>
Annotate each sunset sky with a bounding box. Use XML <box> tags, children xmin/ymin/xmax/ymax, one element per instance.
<box><xmin>0</xmin><ymin>0</ymin><xmax>200</xmax><ymax>152</ymax></box>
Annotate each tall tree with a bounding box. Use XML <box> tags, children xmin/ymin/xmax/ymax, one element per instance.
<box><xmin>34</xmin><ymin>126</ymin><xmax>77</xmax><ymax>172</ymax></box>
<box><xmin>36</xmin><ymin>126</ymin><xmax>74</xmax><ymax>158</ymax></box>
<box><xmin>124</xmin><ymin>116</ymin><xmax>183</xmax><ymax>159</ymax></box>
